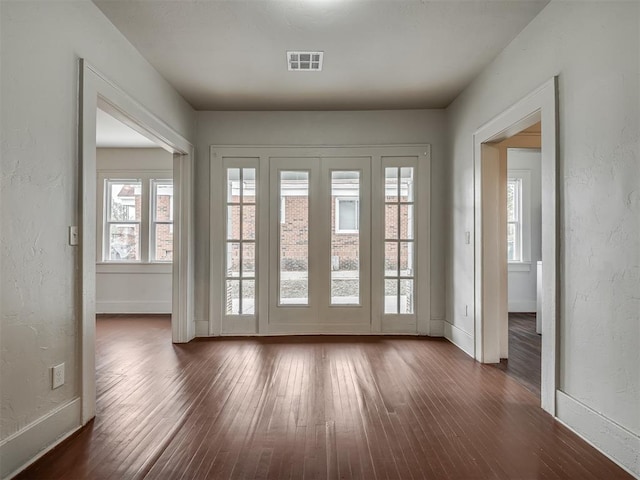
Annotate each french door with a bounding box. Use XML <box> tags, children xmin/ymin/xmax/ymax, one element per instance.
<box><xmin>268</xmin><ymin>156</ymin><xmax>371</xmax><ymax>333</ymax></box>
<box><xmin>211</xmin><ymin>145</ymin><xmax>430</xmax><ymax>336</ymax></box>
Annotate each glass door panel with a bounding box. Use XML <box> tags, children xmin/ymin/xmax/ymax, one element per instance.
<box><xmin>330</xmin><ymin>171</ymin><xmax>360</xmax><ymax>305</ymax></box>
<box><xmin>279</xmin><ymin>171</ymin><xmax>309</xmax><ymax>305</ymax></box>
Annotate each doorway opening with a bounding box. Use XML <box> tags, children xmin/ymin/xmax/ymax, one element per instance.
<box><xmin>79</xmin><ymin>60</ymin><xmax>195</xmax><ymax>425</ymax></box>
<box><xmin>473</xmin><ymin>78</ymin><xmax>558</xmax><ymax>414</ymax></box>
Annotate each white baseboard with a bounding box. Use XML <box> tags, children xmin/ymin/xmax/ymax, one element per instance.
<box><xmin>444</xmin><ymin>321</ymin><xmax>474</xmax><ymax>357</ymax></box>
<box><xmin>96</xmin><ymin>300</ymin><xmax>172</xmax><ymax>314</ymax></box>
<box><xmin>1</xmin><ymin>398</ymin><xmax>81</xmax><ymax>479</ymax></box>
<box><xmin>195</xmin><ymin>320</ymin><xmax>209</xmax><ymax>336</ymax></box>
<box><xmin>508</xmin><ymin>300</ymin><xmax>537</xmax><ymax>312</ymax></box>
<box><xmin>430</xmin><ymin>317</ymin><xmax>445</xmax><ymax>336</ymax></box>
<box><xmin>556</xmin><ymin>390</ymin><xmax>639</xmax><ymax>478</ymax></box>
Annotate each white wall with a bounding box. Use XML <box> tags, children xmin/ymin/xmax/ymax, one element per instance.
<box><xmin>446</xmin><ymin>1</ymin><xmax>639</xmax><ymax>474</ymax></box>
<box><xmin>96</xmin><ymin>148</ymin><xmax>173</xmax><ymax>314</ymax></box>
<box><xmin>508</xmin><ymin>148</ymin><xmax>542</xmax><ymax>312</ymax></box>
<box><xmin>0</xmin><ymin>2</ymin><xmax>195</xmax><ymax>477</ymax></box>
<box><xmin>195</xmin><ymin>110</ymin><xmax>448</xmax><ymax>334</ymax></box>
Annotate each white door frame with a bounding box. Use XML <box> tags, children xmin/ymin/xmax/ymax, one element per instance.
<box><xmin>79</xmin><ymin>60</ymin><xmax>195</xmax><ymax>424</ymax></box>
<box><xmin>473</xmin><ymin>77</ymin><xmax>558</xmax><ymax>414</ymax></box>
<box><xmin>210</xmin><ymin>145</ymin><xmax>430</xmax><ymax>336</ymax></box>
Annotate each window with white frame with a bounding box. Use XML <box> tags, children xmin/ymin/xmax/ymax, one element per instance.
<box><xmin>101</xmin><ymin>176</ymin><xmax>173</xmax><ymax>263</ymax></box>
<box><xmin>335</xmin><ymin>197</ymin><xmax>359</xmax><ymax>234</ymax></box>
<box><xmin>507</xmin><ymin>177</ymin><xmax>523</xmax><ymax>262</ymax></box>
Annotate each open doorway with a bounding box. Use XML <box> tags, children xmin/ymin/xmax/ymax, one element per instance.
<box><xmin>491</xmin><ymin>126</ymin><xmax>542</xmax><ymax>397</ymax></box>
<box><xmin>95</xmin><ymin>107</ymin><xmax>174</xmax><ymax>316</ymax></box>
<box><xmin>79</xmin><ymin>60</ymin><xmax>195</xmax><ymax>425</ymax></box>
<box><xmin>473</xmin><ymin>78</ymin><xmax>557</xmax><ymax>415</ymax></box>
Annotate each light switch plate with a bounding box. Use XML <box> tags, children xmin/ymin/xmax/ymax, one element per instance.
<box><xmin>69</xmin><ymin>226</ymin><xmax>78</xmax><ymax>246</ymax></box>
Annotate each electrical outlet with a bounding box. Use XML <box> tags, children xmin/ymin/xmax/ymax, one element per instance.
<box><xmin>465</xmin><ymin>231</ymin><xmax>471</xmax><ymax>245</ymax></box>
<box><xmin>52</xmin><ymin>363</ymin><xmax>65</xmax><ymax>389</ymax></box>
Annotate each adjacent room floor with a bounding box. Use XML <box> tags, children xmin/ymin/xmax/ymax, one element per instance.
<box><xmin>17</xmin><ymin>315</ymin><xmax>631</xmax><ymax>479</ymax></box>
<box><xmin>494</xmin><ymin>312</ymin><xmax>542</xmax><ymax>398</ymax></box>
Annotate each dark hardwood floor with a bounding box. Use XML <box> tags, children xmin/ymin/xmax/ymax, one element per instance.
<box><xmin>17</xmin><ymin>315</ymin><xmax>631</xmax><ymax>479</ymax></box>
<box><xmin>494</xmin><ymin>313</ymin><xmax>542</xmax><ymax>398</ymax></box>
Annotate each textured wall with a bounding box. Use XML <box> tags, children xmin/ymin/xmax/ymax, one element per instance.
<box><xmin>447</xmin><ymin>1</ymin><xmax>639</xmax><ymax>436</ymax></box>
<box><xmin>0</xmin><ymin>0</ymin><xmax>194</xmax><ymax>446</ymax></box>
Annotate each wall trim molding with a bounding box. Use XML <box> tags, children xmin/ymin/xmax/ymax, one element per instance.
<box><xmin>443</xmin><ymin>321</ymin><xmax>474</xmax><ymax>357</ymax></box>
<box><xmin>556</xmin><ymin>390</ymin><xmax>639</xmax><ymax>478</ymax></box>
<box><xmin>96</xmin><ymin>300</ymin><xmax>172</xmax><ymax>314</ymax></box>
<box><xmin>430</xmin><ymin>317</ymin><xmax>445</xmax><ymax>336</ymax></box>
<box><xmin>0</xmin><ymin>398</ymin><xmax>81</xmax><ymax>480</ymax></box>
<box><xmin>508</xmin><ymin>301</ymin><xmax>537</xmax><ymax>313</ymax></box>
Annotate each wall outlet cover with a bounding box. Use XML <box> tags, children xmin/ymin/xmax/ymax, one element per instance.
<box><xmin>52</xmin><ymin>363</ymin><xmax>65</xmax><ymax>389</ymax></box>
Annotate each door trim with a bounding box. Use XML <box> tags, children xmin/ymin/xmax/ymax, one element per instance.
<box><xmin>79</xmin><ymin>60</ymin><xmax>195</xmax><ymax>425</ymax></box>
<box><xmin>473</xmin><ymin>77</ymin><xmax>558</xmax><ymax>414</ymax></box>
<box><xmin>210</xmin><ymin>145</ymin><xmax>430</xmax><ymax>336</ymax></box>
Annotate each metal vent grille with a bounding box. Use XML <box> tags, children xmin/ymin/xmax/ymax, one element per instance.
<box><xmin>287</xmin><ymin>51</ymin><xmax>323</xmax><ymax>71</ymax></box>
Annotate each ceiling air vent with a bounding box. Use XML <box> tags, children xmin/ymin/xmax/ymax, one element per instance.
<box><xmin>287</xmin><ymin>51</ymin><xmax>323</xmax><ymax>71</ymax></box>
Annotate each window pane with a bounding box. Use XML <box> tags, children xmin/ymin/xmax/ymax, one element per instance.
<box><xmin>242</xmin><ymin>168</ymin><xmax>256</xmax><ymax>204</ymax></box>
<box><xmin>400</xmin><ymin>204</ymin><xmax>414</xmax><ymax>240</ymax></box>
<box><xmin>507</xmin><ymin>179</ymin><xmax>520</xmax><ymax>222</ymax></box>
<box><xmin>242</xmin><ymin>242</ymin><xmax>255</xmax><ymax>278</ymax></box>
<box><xmin>227</xmin><ymin>168</ymin><xmax>240</xmax><ymax>203</ymax></box>
<box><xmin>227</xmin><ymin>205</ymin><xmax>240</xmax><ymax>240</ymax></box>
<box><xmin>385</xmin><ymin>279</ymin><xmax>398</xmax><ymax>314</ymax></box>
<box><xmin>242</xmin><ymin>205</ymin><xmax>256</xmax><ymax>240</ymax></box>
<box><xmin>385</xmin><ymin>242</ymin><xmax>398</xmax><ymax>277</ymax></box>
<box><xmin>225</xmin><ymin>280</ymin><xmax>240</xmax><ymax>314</ymax></box>
<box><xmin>400</xmin><ymin>167</ymin><xmax>414</xmax><ymax>202</ymax></box>
<box><xmin>400</xmin><ymin>279</ymin><xmax>414</xmax><ymax>314</ymax></box>
<box><xmin>109</xmin><ymin>181</ymin><xmax>141</xmax><ymax>221</ymax></box>
<box><xmin>385</xmin><ymin>167</ymin><xmax>399</xmax><ymax>202</ymax></box>
<box><xmin>154</xmin><ymin>224</ymin><xmax>173</xmax><ymax>262</ymax></box>
<box><xmin>226</xmin><ymin>242</ymin><xmax>240</xmax><ymax>277</ymax></box>
<box><xmin>279</xmin><ymin>171</ymin><xmax>309</xmax><ymax>305</ymax></box>
<box><xmin>108</xmin><ymin>223</ymin><xmax>140</xmax><ymax>261</ymax></box>
<box><xmin>242</xmin><ymin>280</ymin><xmax>255</xmax><ymax>314</ymax></box>
<box><xmin>338</xmin><ymin>199</ymin><xmax>358</xmax><ymax>231</ymax></box>
<box><xmin>385</xmin><ymin>204</ymin><xmax>398</xmax><ymax>239</ymax></box>
<box><xmin>331</xmin><ymin>171</ymin><xmax>360</xmax><ymax>305</ymax></box>
<box><xmin>154</xmin><ymin>182</ymin><xmax>173</xmax><ymax>222</ymax></box>
<box><xmin>507</xmin><ymin>223</ymin><xmax>518</xmax><ymax>261</ymax></box>
<box><xmin>400</xmin><ymin>242</ymin><xmax>414</xmax><ymax>276</ymax></box>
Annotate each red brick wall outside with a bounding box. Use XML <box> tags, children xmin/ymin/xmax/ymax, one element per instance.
<box><xmin>225</xmin><ymin>194</ymin><xmax>412</xmax><ymax>274</ymax></box>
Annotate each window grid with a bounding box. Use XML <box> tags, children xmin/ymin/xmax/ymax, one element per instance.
<box><xmin>507</xmin><ymin>177</ymin><xmax>522</xmax><ymax>262</ymax></box>
<box><xmin>151</xmin><ymin>180</ymin><xmax>173</xmax><ymax>262</ymax></box>
<box><xmin>226</xmin><ymin>167</ymin><xmax>256</xmax><ymax>315</ymax></box>
<box><xmin>105</xmin><ymin>179</ymin><xmax>142</xmax><ymax>262</ymax></box>
<box><xmin>384</xmin><ymin>167</ymin><xmax>415</xmax><ymax>314</ymax></box>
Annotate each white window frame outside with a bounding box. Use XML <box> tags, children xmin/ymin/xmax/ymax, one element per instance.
<box><xmin>151</xmin><ymin>179</ymin><xmax>174</xmax><ymax>263</ymax></box>
<box><xmin>335</xmin><ymin>196</ymin><xmax>360</xmax><ymax>234</ymax></box>
<box><xmin>97</xmin><ymin>170</ymin><xmax>173</xmax><ymax>264</ymax></box>
<box><xmin>507</xmin><ymin>169</ymin><xmax>532</xmax><ymax>267</ymax></box>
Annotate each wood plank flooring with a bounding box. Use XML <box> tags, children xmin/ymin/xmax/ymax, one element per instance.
<box><xmin>17</xmin><ymin>316</ymin><xmax>631</xmax><ymax>479</ymax></box>
<box><xmin>494</xmin><ymin>313</ymin><xmax>542</xmax><ymax>398</ymax></box>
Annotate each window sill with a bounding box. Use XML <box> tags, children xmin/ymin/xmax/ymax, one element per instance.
<box><xmin>96</xmin><ymin>263</ymin><xmax>172</xmax><ymax>274</ymax></box>
<box><xmin>508</xmin><ymin>262</ymin><xmax>531</xmax><ymax>272</ymax></box>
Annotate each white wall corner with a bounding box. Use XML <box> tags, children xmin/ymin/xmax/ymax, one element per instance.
<box><xmin>556</xmin><ymin>390</ymin><xmax>640</xmax><ymax>478</ymax></box>
<box><xmin>0</xmin><ymin>398</ymin><xmax>82</xmax><ymax>479</ymax></box>
<box><xmin>195</xmin><ymin>320</ymin><xmax>210</xmax><ymax>337</ymax></box>
<box><xmin>443</xmin><ymin>321</ymin><xmax>474</xmax><ymax>358</ymax></box>
<box><xmin>429</xmin><ymin>317</ymin><xmax>445</xmax><ymax>336</ymax></box>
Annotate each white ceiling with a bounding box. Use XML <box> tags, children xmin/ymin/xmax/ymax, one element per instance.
<box><xmin>96</xmin><ymin>108</ymin><xmax>158</xmax><ymax>148</ymax></box>
<box><xmin>94</xmin><ymin>0</ymin><xmax>549</xmax><ymax>111</ymax></box>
